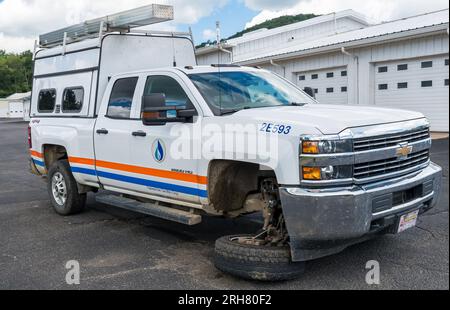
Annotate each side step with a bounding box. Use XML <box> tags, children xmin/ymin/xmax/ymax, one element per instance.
<box><xmin>95</xmin><ymin>195</ymin><xmax>202</xmax><ymax>226</ymax></box>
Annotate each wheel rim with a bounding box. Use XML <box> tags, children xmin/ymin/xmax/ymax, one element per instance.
<box><xmin>51</xmin><ymin>172</ymin><xmax>67</xmax><ymax>206</ymax></box>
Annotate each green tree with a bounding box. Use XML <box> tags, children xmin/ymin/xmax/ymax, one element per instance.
<box><xmin>0</xmin><ymin>50</ymin><xmax>33</xmax><ymax>98</ymax></box>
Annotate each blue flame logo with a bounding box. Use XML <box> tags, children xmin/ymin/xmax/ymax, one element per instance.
<box><xmin>153</xmin><ymin>139</ymin><xmax>165</xmax><ymax>163</ymax></box>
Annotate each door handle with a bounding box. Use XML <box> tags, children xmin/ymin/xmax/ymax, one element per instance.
<box><xmin>96</xmin><ymin>129</ymin><xmax>109</xmax><ymax>135</ymax></box>
<box><xmin>132</xmin><ymin>131</ymin><xmax>147</xmax><ymax>137</ymax></box>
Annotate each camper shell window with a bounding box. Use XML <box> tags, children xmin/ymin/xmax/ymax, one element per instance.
<box><xmin>62</xmin><ymin>87</ymin><xmax>84</xmax><ymax>113</ymax></box>
<box><xmin>38</xmin><ymin>89</ymin><xmax>57</xmax><ymax>113</ymax></box>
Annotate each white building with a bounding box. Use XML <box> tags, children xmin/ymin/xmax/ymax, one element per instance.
<box><xmin>0</xmin><ymin>92</ymin><xmax>31</xmax><ymax>121</ymax></box>
<box><xmin>196</xmin><ymin>9</ymin><xmax>450</xmax><ymax>132</ymax></box>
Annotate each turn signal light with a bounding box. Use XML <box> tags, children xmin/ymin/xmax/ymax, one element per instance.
<box><xmin>302</xmin><ymin>141</ymin><xmax>319</xmax><ymax>154</ymax></box>
<box><xmin>302</xmin><ymin>167</ymin><xmax>322</xmax><ymax>180</ymax></box>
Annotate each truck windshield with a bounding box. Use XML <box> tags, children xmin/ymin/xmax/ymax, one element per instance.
<box><xmin>188</xmin><ymin>71</ymin><xmax>313</xmax><ymax>115</ymax></box>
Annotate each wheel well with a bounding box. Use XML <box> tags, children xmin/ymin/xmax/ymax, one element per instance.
<box><xmin>43</xmin><ymin>145</ymin><xmax>68</xmax><ymax>169</ymax></box>
<box><xmin>207</xmin><ymin>160</ymin><xmax>276</xmax><ymax>213</ymax></box>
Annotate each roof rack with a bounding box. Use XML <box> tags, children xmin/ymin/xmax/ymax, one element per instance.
<box><xmin>39</xmin><ymin>4</ymin><xmax>174</xmax><ymax>48</ymax></box>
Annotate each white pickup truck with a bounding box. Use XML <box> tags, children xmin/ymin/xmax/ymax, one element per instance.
<box><xmin>29</xmin><ymin>6</ymin><xmax>442</xmax><ymax>281</ymax></box>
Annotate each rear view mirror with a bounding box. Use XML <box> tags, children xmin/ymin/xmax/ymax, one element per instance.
<box><xmin>142</xmin><ymin>94</ymin><xmax>197</xmax><ymax>126</ymax></box>
<box><xmin>303</xmin><ymin>87</ymin><xmax>316</xmax><ymax>99</ymax></box>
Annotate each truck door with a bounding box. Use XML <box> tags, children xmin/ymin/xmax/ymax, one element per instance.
<box><xmin>126</xmin><ymin>73</ymin><xmax>206</xmax><ymax>205</ymax></box>
<box><xmin>94</xmin><ymin>76</ymin><xmax>141</xmax><ymax>191</ymax></box>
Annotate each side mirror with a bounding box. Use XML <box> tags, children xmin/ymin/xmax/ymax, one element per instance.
<box><xmin>142</xmin><ymin>94</ymin><xmax>197</xmax><ymax>126</ymax></box>
<box><xmin>303</xmin><ymin>87</ymin><xmax>316</xmax><ymax>99</ymax></box>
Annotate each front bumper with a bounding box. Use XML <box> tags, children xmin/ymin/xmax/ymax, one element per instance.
<box><xmin>280</xmin><ymin>162</ymin><xmax>443</xmax><ymax>262</ymax></box>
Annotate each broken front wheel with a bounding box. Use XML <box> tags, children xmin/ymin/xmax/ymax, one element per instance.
<box><xmin>214</xmin><ymin>235</ymin><xmax>305</xmax><ymax>282</ymax></box>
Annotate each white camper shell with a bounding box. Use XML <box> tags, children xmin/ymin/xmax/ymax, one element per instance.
<box><xmin>31</xmin><ymin>4</ymin><xmax>196</xmax><ymax>118</ymax></box>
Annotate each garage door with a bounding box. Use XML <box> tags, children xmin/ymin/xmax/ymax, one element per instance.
<box><xmin>8</xmin><ymin>102</ymin><xmax>23</xmax><ymax>118</ymax></box>
<box><xmin>375</xmin><ymin>55</ymin><xmax>449</xmax><ymax>132</ymax></box>
<box><xmin>297</xmin><ymin>66</ymin><xmax>348</xmax><ymax>105</ymax></box>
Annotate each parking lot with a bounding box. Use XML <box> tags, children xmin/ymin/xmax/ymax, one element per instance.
<box><xmin>0</xmin><ymin>120</ymin><xmax>448</xmax><ymax>290</ymax></box>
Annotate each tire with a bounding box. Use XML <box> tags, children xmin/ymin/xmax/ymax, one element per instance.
<box><xmin>214</xmin><ymin>235</ymin><xmax>305</xmax><ymax>282</ymax></box>
<box><xmin>47</xmin><ymin>159</ymin><xmax>86</xmax><ymax>216</ymax></box>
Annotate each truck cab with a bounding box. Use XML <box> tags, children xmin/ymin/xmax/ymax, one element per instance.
<box><xmin>28</xmin><ymin>5</ymin><xmax>443</xmax><ymax>281</ymax></box>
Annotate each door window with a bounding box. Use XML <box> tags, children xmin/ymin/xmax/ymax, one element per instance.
<box><xmin>107</xmin><ymin>77</ymin><xmax>139</xmax><ymax>119</ymax></box>
<box><xmin>144</xmin><ymin>76</ymin><xmax>194</xmax><ymax>109</ymax></box>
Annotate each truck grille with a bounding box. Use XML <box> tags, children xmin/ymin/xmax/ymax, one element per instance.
<box><xmin>354</xmin><ymin>128</ymin><xmax>430</xmax><ymax>152</ymax></box>
<box><xmin>354</xmin><ymin>150</ymin><xmax>430</xmax><ymax>180</ymax></box>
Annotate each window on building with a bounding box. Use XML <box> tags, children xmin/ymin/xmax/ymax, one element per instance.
<box><xmin>62</xmin><ymin>87</ymin><xmax>84</xmax><ymax>113</ymax></box>
<box><xmin>314</xmin><ymin>89</ymin><xmax>319</xmax><ymax>94</ymax></box>
<box><xmin>37</xmin><ymin>89</ymin><xmax>56</xmax><ymax>113</ymax></box>
<box><xmin>326</xmin><ymin>88</ymin><xmax>334</xmax><ymax>93</ymax></box>
<box><xmin>445</xmin><ymin>79</ymin><xmax>449</xmax><ymax>86</ymax></box>
<box><xmin>341</xmin><ymin>71</ymin><xmax>347</xmax><ymax>77</ymax></box>
<box><xmin>398</xmin><ymin>82</ymin><xmax>408</xmax><ymax>89</ymax></box>
<box><xmin>397</xmin><ymin>64</ymin><xmax>408</xmax><ymax>71</ymax></box>
<box><xmin>378</xmin><ymin>84</ymin><xmax>388</xmax><ymax>90</ymax></box>
<box><xmin>326</xmin><ymin>72</ymin><xmax>334</xmax><ymax>78</ymax></box>
<box><xmin>311</xmin><ymin>74</ymin><xmax>319</xmax><ymax>80</ymax></box>
<box><xmin>378</xmin><ymin>66</ymin><xmax>388</xmax><ymax>73</ymax></box>
<box><xmin>445</xmin><ymin>59</ymin><xmax>449</xmax><ymax>66</ymax></box>
<box><xmin>107</xmin><ymin>77</ymin><xmax>139</xmax><ymax>119</ymax></box>
<box><xmin>299</xmin><ymin>75</ymin><xmax>306</xmax><ymax>81</ymax></box>
<box><xmin>421</xmin><ymin>81</ymin><xmax>433</xmax><ymax>87</ymax></box>
<box><xmin>341</xmin><ymin>86</ymin><xmax>348</xmax><ymax>92</ymax></box>
<box><xmin>421</xmin><ymin>61</ymin><xmax>433</xmax><ymax>68</ymax></box>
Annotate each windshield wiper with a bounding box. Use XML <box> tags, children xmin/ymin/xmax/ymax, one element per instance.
<box><xmin>290</xmin><ymin>102</ymin><xmax>307</xmax><ymax>106</ymax></box>
<box><xmin>220</xmin><ymin>106</ymin><xmax>252</xmax><ymax>116</ymax></box>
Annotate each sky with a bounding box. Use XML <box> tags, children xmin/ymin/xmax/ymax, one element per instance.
<box><xmin>0</xmin><ymin>0</ymin><xmax>448</xmax><ymax>53</ymax></box>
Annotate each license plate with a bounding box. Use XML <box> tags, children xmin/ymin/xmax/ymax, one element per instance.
<box><xmin>397</xmin><ymin>210</ymin><xmax>420</xmax><ymax>233</ymax></box>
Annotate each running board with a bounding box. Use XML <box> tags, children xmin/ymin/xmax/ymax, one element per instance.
<box><xmin>95</xmin><ymin>194</ymin><xmax>202</xmax><ymax>226</ymax></box>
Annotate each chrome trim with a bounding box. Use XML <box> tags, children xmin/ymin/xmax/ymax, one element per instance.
<box><xmin>354</xmin><ymin>160</ymin><xmax>430</xmax><ymax>185</ymax></box>
<box><xmin>339</xmin><ymin>118</ymin><xmax>430</xmax><ymax>140</ymax></box>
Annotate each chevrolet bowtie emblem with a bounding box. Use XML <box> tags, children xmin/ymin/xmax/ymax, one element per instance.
<box><xmin>396</xmin><ymin>143</ymin><xmax>413</xmax><ymax>159</ymax></box>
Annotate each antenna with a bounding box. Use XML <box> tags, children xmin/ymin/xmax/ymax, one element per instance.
<box><xmin>216</xmin><ymin>21</ymin><xmax>223</xmax><ymax>113</ymax></box>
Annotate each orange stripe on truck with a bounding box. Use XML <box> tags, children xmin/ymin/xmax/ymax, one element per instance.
<box><xmin>69</xmin><ymin>156</ymin><xmax>208</xmax><ymax>185</ymax></box>
<box><xmin>30</xmin><ymin>150</ymin><xmax>43</xmax><ymax>158</ymax></box>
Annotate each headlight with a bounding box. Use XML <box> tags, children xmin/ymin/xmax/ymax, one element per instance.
<box><xmin>302</xmin><ymin>165</ymin><xmax>353</xmax><ymax>180</ymax></box>
<box><xmin>302</xmin><ymin>140</ymin><xmax>353</xmax><ymax>154</ymax></box>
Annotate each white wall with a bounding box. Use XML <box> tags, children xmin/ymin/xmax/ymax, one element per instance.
<box><xmin>0</xmin><ymin>100</ymin><xmax>8</xmax><ymax>118</ymax></box>
<box><xmin>197</xmin><ymin>50</ymin><xmax>231</xmax><ymax>65</ymax></box>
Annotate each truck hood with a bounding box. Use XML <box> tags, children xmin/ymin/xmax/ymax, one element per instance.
<box><xmin>234</xmin><ymin>104</ymin><xmax>425</xmax><ymax>135</ymax></box>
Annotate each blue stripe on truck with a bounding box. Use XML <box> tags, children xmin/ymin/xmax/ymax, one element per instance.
<box><xmin>71</xmin><ymin>167</ymin><xmax>208</xmax><ymax>198</ymax></box>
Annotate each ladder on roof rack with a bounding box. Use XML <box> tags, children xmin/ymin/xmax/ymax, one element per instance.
<box><xmin>38</xmin><ymin>4</ymin><xmax>176</xmax><ymax>48</ymax></box>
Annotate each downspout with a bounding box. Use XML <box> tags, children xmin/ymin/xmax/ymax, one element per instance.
<box><xmin>219</xmin><ymin>46</ymin><xmax>234</xmax><ymax>63</ymax></box>
<box><xmin>270</xmin><ymin>59</ymin><xmax>286</xmax><ymax>78</ymax></box>
<box><xmin>341</xmin><ymin>47</ymin><xmax>359</xmax><ymax>105</ymax></box>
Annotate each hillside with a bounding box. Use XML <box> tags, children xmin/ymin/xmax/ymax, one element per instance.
<box><xmin>196</xmin><ymin>13</ymin><xmax>319</xmax><ymax>48</ymax></box>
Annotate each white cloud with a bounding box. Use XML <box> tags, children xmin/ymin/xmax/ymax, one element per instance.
<box><xmin>245</xmin><ymin>0</ymin><xmax>449</xmax><ymax>28</ymax></box>
<box><xmin>0</xmin><ymin>0</ymin><xmax>229</xmax><ymax>53</ymax></box>
<box><xmin>202</xmin><ymin>29</ymin><xmax>217</xmax><ymax>41</ymax></box>
<box><xmin>244</xmin><ymin>0</ymin><xmax>300</xmax><ymax>11</ymax></box>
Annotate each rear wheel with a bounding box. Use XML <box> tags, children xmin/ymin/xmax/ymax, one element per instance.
<box><xmin>214</xmin><ymin>235</ymin><xmax>305</xmax><ymax>282</ymax></box>
<box><xmin>47</xmin><ymin>159</ymin><xmax>86</xmax><ymax>216</ymax></box>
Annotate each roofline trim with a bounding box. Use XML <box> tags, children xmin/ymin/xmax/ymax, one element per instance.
<box><xmin>235</xmin><ymin>23</ymin><xmax>449</xmax><ymax>65</ymax></box>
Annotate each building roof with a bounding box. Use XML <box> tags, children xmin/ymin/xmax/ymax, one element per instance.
<box><xmin>6</xmin><ymin>92</ymin><xmax>32</xmax><ymax>101</ymax></box>
<box><xmin>228</xmin><ymin>10</ymin><xmax>372</xmax><ymax>45</ymax></box>
<box><xmin>196</xmin><ymin>9</ymin><xmax>371</xmax><ymax>56</ymax></box>
<box><xmin>235</xmin><ymin>9</ymin><xmax>449</xmax><ymax>64</ymax></box>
